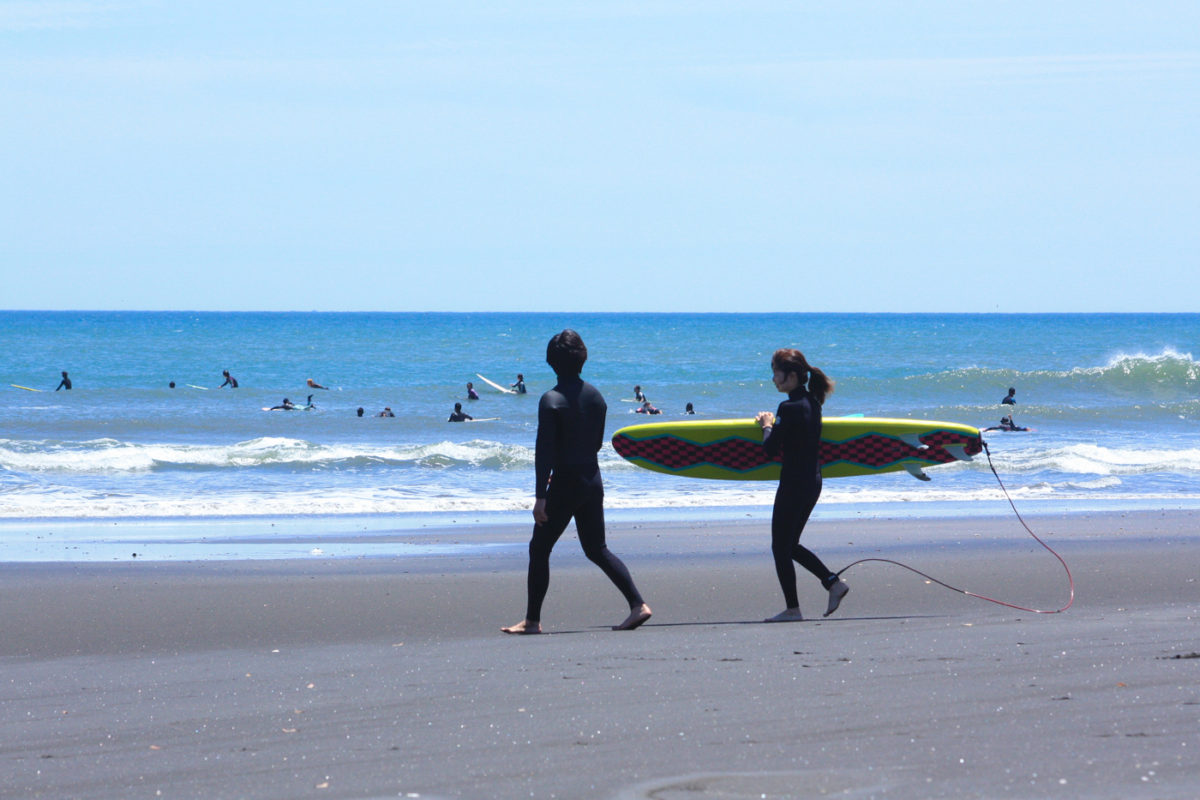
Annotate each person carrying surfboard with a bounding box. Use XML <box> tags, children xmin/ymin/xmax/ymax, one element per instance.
<box><xmin>755</xmin><ymin>348</ymin><xmax>849</xmax><ymax>622</ymax></box>
<box><xmin>502</xmin><ymin>329</ymin><xmax>651</xmax><ymax>635</ymax></box>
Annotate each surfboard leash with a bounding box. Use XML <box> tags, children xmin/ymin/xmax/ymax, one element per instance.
<box><xmin>832</xmin><ymin>439</ymin><xmax>1075</xmax><ymax>614</ymax></box>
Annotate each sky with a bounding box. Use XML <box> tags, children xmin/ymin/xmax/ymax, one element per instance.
<box><xmin>2</xmin><ymin>1</ymin><xmax>1198</xmax><ymax>312</ymax></box>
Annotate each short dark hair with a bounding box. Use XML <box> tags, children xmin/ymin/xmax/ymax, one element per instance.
<box><xmin>546</xmin><ymin>329</ymin><xmax>588</xmax><ymax>376</ymax></box>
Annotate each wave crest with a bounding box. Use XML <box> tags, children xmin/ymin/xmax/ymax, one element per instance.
<box><xmin>0</xmin><ymin>437</ymin><xmax>535</xmax><ymax>474</ymax></box>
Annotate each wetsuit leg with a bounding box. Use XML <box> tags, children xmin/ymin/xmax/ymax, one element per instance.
<box><xmin>573</xmin><ymin>490</ymin><xmax>644</xmax><ymax>609</ymax></box>
<box><xmin>524</xmin><ymin>499</ymin><xmax>574</xmax><ymax>623</ymax></box>
<box><xmin>771</xmin><ymin>482</ymin><xmax>836</xmax><ymax>609</ymax></box>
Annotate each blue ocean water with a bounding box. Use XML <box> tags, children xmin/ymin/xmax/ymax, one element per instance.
<box><xmin>2</xmin><ymin>311</ymin><xmax>1198</xmax><ymax>559</ymax></box>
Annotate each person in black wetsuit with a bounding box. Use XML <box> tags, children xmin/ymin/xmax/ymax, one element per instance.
<box><xmin>55</xmin><ymin>371</ymin><xmax>72</xmax><ymax>391</ymax></box>
<box><xmin>984</xmin><ymin>415</ymin><xmax>1028</xmax><ymax>432</ymax></box>
<box><xmin>448</xmin><ymin>402</ymin><xmax>472</xmax><ymax>422</ymax></box>
<box><xmin>220</xmin><ymin>370</ymin><xmax>238</xmax><ymax>388</ymax></box>
<box><xmin>754</xmin><ymin>348</ymin><xmax>849</xmax><ymax>623</ymax></box>
<box><xmin>502</xmin><ymin>329</ymin><xmax>652</xmax><ymax>635</ymax></box>
<box><xmin>1001</xmin><ymin>387</ymin><xmax>1016</xmax><ymax>405</ymax></box>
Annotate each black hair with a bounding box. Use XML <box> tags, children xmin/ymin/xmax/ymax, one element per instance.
<box><xmin>771</xmin><ymin>348</ymin><xmax>835</xmax><ymax>405</ymax></box>
<box><xmin>546</xmin><ymin>329</ymin><xmax>588</xmax><ymax>376</ymax></box>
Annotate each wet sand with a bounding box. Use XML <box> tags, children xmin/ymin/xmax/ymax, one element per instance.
<box><xmin>1</xmin><ymin>511</ymin><xmax>1197</xmax><ymax>799</ymax></box>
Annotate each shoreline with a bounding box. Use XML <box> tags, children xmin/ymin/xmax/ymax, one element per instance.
<box><xmin>1</xmin><ymin>510</ymin><xmax>1197</xmax><ymax>798</ymax></box>
<box><xmin>2</xmin><ymin>504</ymin><xmax>1199</xmax><ymax>564</ymax></box>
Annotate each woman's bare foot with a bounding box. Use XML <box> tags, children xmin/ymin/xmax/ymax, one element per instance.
<box><xmin>824</xmin><ymin>580</ymin><xmax>849</xmax><ymax>617</ymax></box>
<box><xmin>501</xmin><ymin>619</ymin><xmax>542</xmax><ymax>635</ymax></box>
<box><xmin>764</xmin><ymin>607</ymin><xmax>804</xmax><ymax>623</ymax></box>
<box><xmin>612</xmin><ymin>603</ymin><xmax>652</xmax><ymax>631</ymax></box>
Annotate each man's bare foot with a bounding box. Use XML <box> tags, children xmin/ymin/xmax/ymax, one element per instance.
<box><xmin>764</xmin><ymin>607</ymin><xmax>804</xmax><ymax>623</ymax></box>
<box><xmin>501</xmin><ymin>619</ymin><xmax>542</xmax><ymax>635</ymax></box>
<box><xmin>824</xmin><ymin>580</ymin><xmax>849</xmax><ymax>617</ymax></box>
<box><xmin>612</xmin><ymin>603</ymin><xmax>652</xmax><ymax>631</ymax></box>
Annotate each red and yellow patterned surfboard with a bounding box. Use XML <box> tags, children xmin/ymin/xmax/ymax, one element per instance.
<box><xmin>611</xmin><ymin>417</ymin><xmax>983</xmax><ymax>481</ymax></box>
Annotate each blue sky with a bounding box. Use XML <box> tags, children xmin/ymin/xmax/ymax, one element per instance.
<box><xmin>3</xmin><ymin>1</ymin><xmax>1197</xmax><ymax>312</ymax></box>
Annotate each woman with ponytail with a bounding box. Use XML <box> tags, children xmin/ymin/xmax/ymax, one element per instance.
<box><xmin>754</xmin><ymin>348</ymin><xmax>849</xmax><ymax>622</ymax></box>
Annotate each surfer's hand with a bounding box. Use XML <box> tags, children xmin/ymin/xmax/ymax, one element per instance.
<box><xmin>755</xmin><ymin>411</ymin><xmax>775</xmax><ymax>428</ymax></box>
<box><xmin>532</xmin><ymin>498</ymin><xmax>549</xmax><ymax>525</ymax></box>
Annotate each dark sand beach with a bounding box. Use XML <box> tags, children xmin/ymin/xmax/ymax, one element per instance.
<box><xmin>2</xmin><ymin>511</ymin><xmax>1197</xmax><ymax>799</ymax></box>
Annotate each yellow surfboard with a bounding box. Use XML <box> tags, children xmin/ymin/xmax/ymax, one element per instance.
<box><xmin>611</xmin><ymin>417</ymin><xmax>984</xmax><ymax>482</ymax></box>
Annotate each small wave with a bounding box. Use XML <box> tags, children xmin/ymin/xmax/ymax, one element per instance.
<box><xmin>4</xmin><ymin>480</ymin><xmax>1199</xmax><ymax>519</ymax></box>
<box><xmin>912</xmin><ymin>348</ymin><xmax>1199</xmax><ymax>397</ymax></box>
<box><xmin>0</xmin><ymin>437</ymin><xmax>535</xmax><ymax>474</ymax></box>
<box><xmin>985</xmin><ymin>442</ymin><xmax>1200</xmax><ymax>476</ymax></box>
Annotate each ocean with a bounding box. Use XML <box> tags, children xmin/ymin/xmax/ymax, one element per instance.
<box><xmin>2</xmin><ymin>311</ymin><xmax>1198</xmax><ymax>561</ymax></box>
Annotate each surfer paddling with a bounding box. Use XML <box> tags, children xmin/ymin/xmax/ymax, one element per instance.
<box><xmin>502</xmin><ymin>330</ymin><xmax>651</xmax><ymax>635</ymax></box>
<box><xmin>755</xmin><ymin>348</ymin><xmax>849</xmax><ymax>622</ymax></box>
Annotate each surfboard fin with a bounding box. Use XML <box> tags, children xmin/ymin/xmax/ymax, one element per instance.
<box><xmin>898</xmin><ymin>434</ymin><xmax>930</xmax><ymax>451</ymax></box>
<box><xmin>903</xmin><ymin>463</ymin><xmax>932</xmax><ymax>481</ymax></box>
<box><xmin>942</xmin><ymin>443</ymin><xmax>975</xmax><ymax>462</ymax></box>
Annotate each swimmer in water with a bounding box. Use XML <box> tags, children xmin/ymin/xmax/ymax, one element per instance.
<box><xmin>448</xmin><ymin>402</ymin><xmax>473</xmax><ymax>422</ymax></box>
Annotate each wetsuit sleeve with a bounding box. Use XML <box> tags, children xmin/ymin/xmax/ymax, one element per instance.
<box><xmin>592</xmin><ymin>386</ymin><xmax>607</xmax><ymax>455</ymax></box>
<box><xmin>534</xmin><ymin>392</ymin><xmax>559</xmax><ymax>498</ymax></box>
<box><xmin>761</xmin><ymin>401</ymin><xmax>787</xmax><ymax>458</ymax></box>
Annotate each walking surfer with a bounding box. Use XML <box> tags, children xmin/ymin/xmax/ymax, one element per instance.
<box><xmin>502</xmin><ymin>330</ymin><xmax>651</xmax><ymax>635</ymax></box>
<box><xmin>755</xmin><ymin>348</ymin><xmax>849</xmax><ymax>622</ymax></box>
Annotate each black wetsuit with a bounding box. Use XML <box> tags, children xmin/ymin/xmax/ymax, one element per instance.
<box><xmin>762</xmin><ymin>386</ymin><xmax>837</xmax><ymax>609</ymax></box>
<box><xmin>524</xmin><ymin>376</ymin><xmax>643</xmax><ymax>623</ymax></box>
<box><xmin>56</xmin><ymin>375</ymin><xmax>71</xmax><ymax>391</ymax></box>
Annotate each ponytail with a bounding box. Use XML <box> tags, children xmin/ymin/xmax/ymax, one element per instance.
<box><xmin>807</xmin><ymin>365</ymin><xmax>834</xmax><ymax>405</ymax></box>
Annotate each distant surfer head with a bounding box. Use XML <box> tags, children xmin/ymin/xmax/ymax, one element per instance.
<box><xmin>771</xmin><ymin>348</ymin><xmax>834</xmax><ymax>404</ymax></box>
<box><xmin>546</xmin><ymin>329</ymin><xmax>587</xmax><ymax>377</ymax></box>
